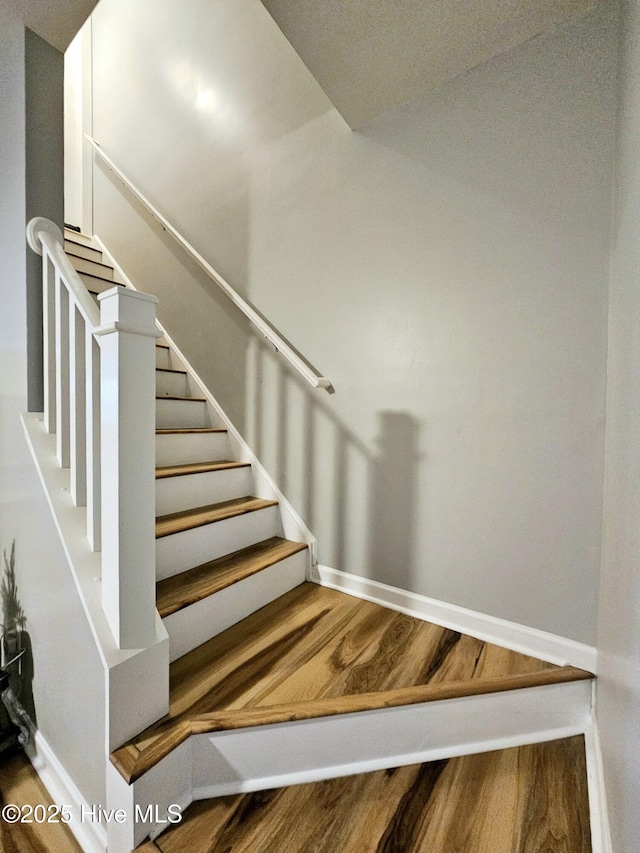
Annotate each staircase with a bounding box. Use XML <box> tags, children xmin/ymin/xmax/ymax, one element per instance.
<box><xmin>29</xmin><ymin>226</ymin><xmax>596</xmax><ymax>852</ymax></box>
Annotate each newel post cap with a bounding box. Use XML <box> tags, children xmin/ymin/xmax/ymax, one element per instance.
<box><xmin>26</xmin><ymin>217</ymin><xmax>63</xmax><ymax>255</ymax></box>
<box><xmin>94</xmin><ymin>287</ymin><xmax>161</xmax><ymax>340</ymax></box>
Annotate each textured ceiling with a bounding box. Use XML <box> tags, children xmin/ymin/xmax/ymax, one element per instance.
<box><xmin>260</xmin><ymin>0</ymin><xmax>602</xmax><ymax>127</ymax></box>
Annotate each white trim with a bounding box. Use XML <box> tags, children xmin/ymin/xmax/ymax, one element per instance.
<box><xmin>25</xmin><ymin>729</ymin><xmax>107</xmax><ymax>853</ymax></box>
<box><xmin>584</xmin><ymin>713</ymin><xmax>612</xmax><ymax>853</ymax></box>
<box><xmin>314</xmin><ymin>564</ymin><xmax>597</xmax><ymax>671</ymax></box>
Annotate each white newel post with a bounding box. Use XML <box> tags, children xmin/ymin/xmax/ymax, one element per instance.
<box><xmin>95</xmin><ymin>287</ymin><xmax>160</xmax><ymax>649</ymax></box>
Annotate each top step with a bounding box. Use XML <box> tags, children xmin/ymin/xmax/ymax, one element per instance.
<box><xmin>64</xmin><ymin>228</ymin><xmax>94</xmax><ymax>248</ymax></box>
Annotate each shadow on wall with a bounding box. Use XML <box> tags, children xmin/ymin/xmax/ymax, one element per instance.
<box><xmin>248</xmin><ymin>338</ymin><xmax>420</xmax><ymax>589</ymax></box>
<box><xmin>369</xmin><ymin>412</ymin><xmax>420</xmax><ymax>591</ymax></box>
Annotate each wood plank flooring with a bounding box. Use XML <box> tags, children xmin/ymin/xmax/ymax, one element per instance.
<box><xmin>112</xmin><ymin>583</ymin><xmax>593</xmax><ymax>783</ymax></box>
<box><xmin>138</xmin><ymin>735</ymin><xmax>591</xmax><ymax>853</ymax></box>
<box><xmin>0</xmin><ymin>750</ymin><xmax>82</xmax><ymax>852</ymax></box>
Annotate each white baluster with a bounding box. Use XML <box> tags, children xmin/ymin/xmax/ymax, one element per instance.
<box><xmin>55</xmin><ymin>273</ymin><xmax>70</xmax><ymax>468</ymax></box>
<box><xmin>95</xmin><ymin>287</ymin><xmax>160</xmax><ymax>649</ymax></box>
<box><xmin>42</xmin><ymin>247</ymin><xmax>56</xmax><ymax>434</ymax></box>
<box><xmin>69</xmin><ymin>304</ymin><xmax>87</xmax><ymax>507</ymax></box>
<box><xmin>86</xmin><ymin>329</ymin><xmax>101</xmax><ymax>552</ymax></box>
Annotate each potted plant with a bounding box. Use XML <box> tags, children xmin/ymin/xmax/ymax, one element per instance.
<box><xmin>1</xmin><ymin>540</ymin><xmax>26</xmax><ymax>673</ymax></box>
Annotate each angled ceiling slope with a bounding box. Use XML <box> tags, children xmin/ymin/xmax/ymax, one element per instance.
<box><xmin>6</xmin><ymin>0</ymin><xmax>99</xmax><ymax>51</ymax></box>
<box><xmin>261</xmin><ymin>0</ymin><xmax>602</xmax><ymax>128</ymax></box>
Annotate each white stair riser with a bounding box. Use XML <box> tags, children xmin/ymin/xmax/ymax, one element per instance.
<box><xmin>155</xmin><ymin>466</ymin><xmax>252</xmax><ymax>516</ymax></box>
<box><xmin>129</xmin><ymin>679</ymin><xmax>592</xmax><ymax>848</ymax></box>
<box><xmin>65</xmin><ymin>240</ymin><xmax>102</xmax><ymax>262</ymax></box>
<box><xmin>156</xmin><ymin>371</ymin><xmax>190</xmax><ymax>397</ymax></box>
<box><xmin>79</xmin><ymin>271</ymin><xmax>115</xmax><ymax>294</ymax></box>
<box><xmin>70</xmin><ymin>255</ymin><xmax>114</xmax><ymax>279</ymax></box>
<box><xmin>156</xmin><ymin>432</ymin><xmax>228</xmax><ymax>467</ymax></box>
<box><xmin>156</xmin><ymin>506</ymin><xmax>278</xmax><ymax>580</ymax></box>
<box><xmin>164</xmin><ymin>551</ymin><xmax>308</xmax><ymax>662</ymax></box>
<box><xmin>64</xmin><ymin>230</ymin><xmax>93</xmax><ymax>247</ymax></box>
<box><xmin>156</xmin><ymin>398</ymin><xmax>209</xmax><ymax>429</ymax></box>
<box><xmin>155</xmin><ymin>347</ymin><xmax>172</xmax><ymax>369</ymax></box>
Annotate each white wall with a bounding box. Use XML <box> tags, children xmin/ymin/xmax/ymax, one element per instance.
<box><xmin>91</xmin><ymin>0</ymin><xmax>617</xmax><ymax>643</ymax></box>
<box><xmin>597</xmin><ymin>1</ymin><xmax>640</xmax><ymax>849</ymax></box>
<box><xmin>0</xmin><ymin>9</ymin><xmax>106</xmax><ymax>806</ymax></box>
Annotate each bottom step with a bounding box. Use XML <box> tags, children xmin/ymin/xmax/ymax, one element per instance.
<box><xmin>137</xmin><ymin>736</ymin><xmax>591</xmax><ymax>852</ymax></box>
<box><xmin>108</xmin><ymin>584</ymin><xmax>593</xmax><ymax>850</ymax></box>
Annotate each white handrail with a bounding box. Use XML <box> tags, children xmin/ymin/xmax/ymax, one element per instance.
<box><xmin>41</xmin><ymin>233</ymin><xmax>101</xmax><ymax>329</ymax></box>
<box><xmin>85</xmin><ymin>135</ymin><xmax>335</xmax><ymax>394</ymax></box>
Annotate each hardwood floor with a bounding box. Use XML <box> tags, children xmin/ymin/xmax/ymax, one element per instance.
<box><xmin>112</xmin><ymin>583</ymin><xmax>593</xmax><ymax>783</ymax></box>
<box><xmin>0</xmin><ymin>750</ymin><xmax>82</xmax><ymax>852</ymax></box>
<box><xmin>138</xmin><ymin>736</ymin><xmax>591</xmax><ymax>853</ymax></box>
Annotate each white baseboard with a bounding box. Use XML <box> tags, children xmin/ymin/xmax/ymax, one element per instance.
<box><xmin>314</xmin><ymin>565</ymin><xmax>597</xmax><ymax>671</ymax></box>
<box><xmin>25</xmin><ymin>729</ymin><xmax>107</xmax><ymax>853</ymax></box>
<box><xmin>584</xmin><ymin>717</ymin><xmax>612</xmax><ymax>853</ymax></box>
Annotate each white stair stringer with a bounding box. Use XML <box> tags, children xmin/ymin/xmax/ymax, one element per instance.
<box><xmin>163</xmin><ymin>549</ymin><xmax>308</xmax><ymax>662</ymax></box>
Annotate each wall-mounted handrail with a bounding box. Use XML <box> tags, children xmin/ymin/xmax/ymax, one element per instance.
<box><xmin>85</xmin><ymin>135</ymin><xmax>335</xmax><ymax>394</ymax></box>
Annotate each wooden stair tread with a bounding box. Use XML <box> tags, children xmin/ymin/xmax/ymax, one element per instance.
<box><xmin>156</xmin><ymin>395</ymin><xmax>206</xmax><ymax>402</ymax></box>
<box><xmin>156</xmin><ymin>460</ymin><xmax>250</xmax><ymax>479</ymax></box>
<box><xmin>156</xmin><ymin>367</ymin><xmax>187</xmax><ymax>375</ymax></box>
<box><xmin>156</xmin><ymin>536</ymin><xmax>308</xmax><ymax>618</ymax></box>
<box><xmin>111</xmin><ymin>583</ymin><xmax>594</xmax><ymax>784</ymax></box>
<box><xmin>156</xmin><ymin>495</ymin><xmax>278</xmax><ymax>538</ymax></box>
<box><xmin>156</xmin><ymin>428</ymin><xmax>226</xmax><ymax>434</ymax></box>
<box><xmin>77</xmin><ymin>270</ymin><xmax>121</xmax><ymax>287</ymax></box>
<box><xmin>156</xmin><ymin>342</ymin><xmax>170</xmax><ymax>349</ymax></box>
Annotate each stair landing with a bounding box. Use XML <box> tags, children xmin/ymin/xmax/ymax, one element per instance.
<box><xmin>112</xmin><ymin>583</ymin><xmax>593</xmax><ymax>784</ymax></box>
